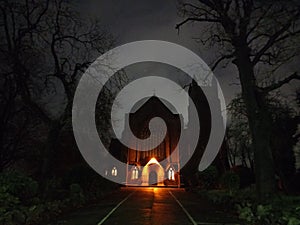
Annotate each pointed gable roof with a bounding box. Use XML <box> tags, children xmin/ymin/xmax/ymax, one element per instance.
<box><xmin>130</xmin><ymin>95</ymin><xmax>177</xmax><ymax>116</ymax></box>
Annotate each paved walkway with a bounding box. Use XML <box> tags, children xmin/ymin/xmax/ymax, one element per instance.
<box><xmin>101</xmin><ymin>188</ymin><xmax>190</xmax><ymax>225</ymax></box>
<box><xmin>52</xmin><ymin>187</ymin><xmax>240</xmax><ymax>225</ymax></box>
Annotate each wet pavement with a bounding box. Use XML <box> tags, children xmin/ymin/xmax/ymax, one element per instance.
<box><xmin>52</xmin><ymin>187</ymin><xmax>240</xmax><ymax>225</ymax></box>
<box><xmin>102</xmin><ymin>187</ymin><xmax>191</xmax><ymax>225</ymax></box>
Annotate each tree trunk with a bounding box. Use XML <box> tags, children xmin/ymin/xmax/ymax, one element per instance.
<box><xmin>251</xmin><ymin>108</ymin><xmax>276</xmax><ymax>199</ymax></box>
<box><xmin>40</xmin><ymin>121</ymin><xmax>63</xmax><ymax>180</ymax></box>
<box><xmin>234</xmin><ymin>43</ymin><xmax>276</xmax><ymax>200</ymax></box>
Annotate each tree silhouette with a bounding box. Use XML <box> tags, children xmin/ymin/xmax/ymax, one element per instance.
<box><xmin>0</xmin><ymin>0</ymin><xmax>125</xmax><ymax>179</ymax></box>
<box><xmin>177</xmin><ymin>0</ymin><xmax>300</xmax><ymax>200</ymax></box>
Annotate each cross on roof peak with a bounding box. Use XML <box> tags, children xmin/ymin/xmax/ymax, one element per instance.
<box><xmin>152</xmin><ymin>88</ymin><xmax>156</xmax><ymax>96</ymax></box>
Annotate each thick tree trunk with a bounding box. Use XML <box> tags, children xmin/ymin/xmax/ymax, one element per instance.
<box><xmin>251</xmin><ymin>108</ymin><xmax>276</xmax><ymax>199</ymax></box>
<box><xmin>40</xmin><ymin>121</ymin><xmax>63</xmax><ymax>179</ymax></box>
<box><xmin>234</xmin><ymin>43</ymin><xmax>276</xmax><ymax>200</ymax></box>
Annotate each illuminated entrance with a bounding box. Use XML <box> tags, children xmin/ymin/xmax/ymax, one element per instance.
<box><xmin>141</xmin><ymin>158</ymin><xmax>165</xmax><ymax>186</ymax></box>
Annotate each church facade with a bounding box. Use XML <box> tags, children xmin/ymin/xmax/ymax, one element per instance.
<box><xmin>124</xmin><ymin>96</ymin><xmax>182</xmax><ymax>186</ymax></box>
<box><xmin>109</xmin><ymin>96</ymin><xmax>182</xmax><ymax>186</ymax></box>
<box><xmin>108</xmin><ymin>81</ymin><xmax>228</xmax><ymax>187</ymax></box>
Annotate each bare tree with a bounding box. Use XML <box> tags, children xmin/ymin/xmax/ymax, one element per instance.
<box><xmin>177</xmin><ymin>0</ymin><xmax>300</xmax><ymax>200</ymax></box>
<box><xmin>0</xmin><ymin>71</ymin><xmax>41</xmax><ymax>170</ymax></box>
<box><xmin>0</xmin><ymin>0</ymin><xmax>124</xmax><ymax>178</ymax></box>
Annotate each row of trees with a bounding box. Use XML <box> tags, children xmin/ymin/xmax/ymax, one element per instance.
<box><xmin>0</xmin><ymin>1</ymin><xmax>129</xmax><ymax>223</ymax></box>
<box><xmin>176</xmin><ymin>0</ymin><xmax>300</xmax><ymax>200</ymax></box>
<box><xmin>227</xmin><ymin>94</ymin><xmax>299</xmax><ymax>191</ymax></box>
<box><xmin>0</xmin><ymin>0</ymin><xmax>124</xmax><ymax>182</ymax></box>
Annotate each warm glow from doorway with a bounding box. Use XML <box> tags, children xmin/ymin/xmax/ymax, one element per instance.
<box><xmin>147</xmin><ymin>157</ymin><xmax>159</xmax><ymax>165</ymax></box>
<box><xmin>141</xmin><ymin>157</ymin><xmax>165</xmax><ymax>186</ymax></box>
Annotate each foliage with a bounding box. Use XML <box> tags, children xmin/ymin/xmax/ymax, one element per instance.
<box><xmin>200</xmin><ymin>188</ymin><xmax>300</xmax><ymax>225</ymax></box>
<box><xmin>177</xmin><ymin>0</ymin><xmax>300</xmax><ymax>199</ymax></box>
<box><xmin>63</xmin><ymin>164</ymin><xmax>118</xmax><ymax>201</ymax></box>
<box><xmin>197</xmin><ymin>166</ymin><xmax>219</xmax><ymax>189</ymax></box>
<box><xmin>227</xmin><ymin>96</ymin><xmax>253</xmax><ymax>169</ymax></box>
<box><xmin>237</xmin><ymin>202</ymin><xmax>300</xmax><ymax>225</ymax></box>
<box><xmin>201</xmin><ymin>190</ymin><xmax>236</xmax><ymax>209</ymax></box>
<box><xmin>231</xmin><ymin>166</ymin><xmax>255</xmax><ymax>188</ymax></box>
<box><xmin>221</xmin><ymin>171</ymin><xmax>240</xmax><ymax>195</ymax></box>
<box><xmin>0</xmin><ymin>186</ymin><xmax>22</xmax><ymax>225</ymax></box>
<box><xmin>69</xmin><ymin>183</ymin><xmax>85</xmax><ymax>207</ymax></box>
<box><xmin>0</xmin><ymin>171</ymin><xmax>38</xmax><ymax>203</ymax></box>
<box><xmin>0</xmin><ymin>171</ymin><xmax>118</xmax><ymax>225</ymax></box>
<box><xmin>43</xmin><ymin>178</ymin><xmax>67</xmax><ymax>201</ymax></box>
<box><xmin>63</xmin><ymin>164</ymin><xmax>98</xmax><ymax>188</ymax></box>
<box><xmin>0</xmin><ymin>0</ymin><xmax>119</xmax><ymax>223</ymax></box>
<box><xmin>0</xmin><ymin>0</ymin><xmax>118</xmax><ymax>178</ymax></box>
<box><xmin>85</xmin><ymin>176</ymin><xmax>118</xmax><ymax>201</ymax></box>
<box><xmin>228</xmin><ymin>95</ymin><xmax>299</xmax><ymax>191</ymax></box>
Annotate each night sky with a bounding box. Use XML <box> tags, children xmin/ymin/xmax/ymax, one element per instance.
<box><xmin>75</xmin><ymin>0</ymin><xmax>241</xmax><ymax>101</ymax></box>
<box><xmin>71</xmin><ymin>0</ymin><xmax>299</xmax><ymax>127</ymax></box>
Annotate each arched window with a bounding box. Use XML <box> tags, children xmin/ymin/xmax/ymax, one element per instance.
<box><xmin>112</xmin><ymin>167</ymin><xmax>117</xmax><ymax>176</ymax></box>
<box><xmin>131</xmin><ymin>166</ymin><xmax>138</xmax><ymax>180</ymax></box>
<box><xmin>168</xmin><ymin>167</ymin><xmax>175</xmax><ymax>180</ymax></box>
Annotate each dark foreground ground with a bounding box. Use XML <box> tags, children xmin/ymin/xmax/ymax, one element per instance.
<box><xmin>50</xmin><ymin>187</ymin><xmax>241</xmax><ymax>225</ymax></box>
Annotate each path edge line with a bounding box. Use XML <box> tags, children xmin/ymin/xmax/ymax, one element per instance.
<box><xmin>97</xmin><ymin>191</ymin><xmax>134</xmax><ymax>225</ymax></box>
<box><xmin>169</xmin><ymin>191</ymin><xmax>197</xmax><ymax>225</ymax></box>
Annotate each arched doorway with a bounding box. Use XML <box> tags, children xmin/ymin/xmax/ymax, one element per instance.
<box><xmin>142</xmin><ymin>158</ymin><xmax>165</xmax><ymax>186</ymax></box>
<box><xmin>149</xmin><ymin>171</ymin><xmax>157</xmax><ymax>185</ymax></box>
<box><xmin>141</xmin><ymin>158</ymin><xmax>165</xmax><ymax>186</ymax></box>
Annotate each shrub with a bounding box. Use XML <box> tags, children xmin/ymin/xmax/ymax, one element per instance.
<box><xmin>0</xmin><ymin>170</ymin><xmax>118</xmax><ymax>225</ymax></box>
<box><xmin>202</xmin><ymin>190</ymin><xmax>235</xmax><ymax>209</ymax></box>
<box><xmin>231</xmin><ymin>166</ymin><xmax>255</xmax><ymax>188</ymax></box>
<box><xmin>85</xmin><ymin>177</ymin><xmax>118</xmax><ymax>200</ymax></box>
<box><xmin>69</xmin><ymin>183</ymin><xmax>85</xmax><ymax>207</ymax></box>
<box><xmin>221</xmin><ymin>171</ymin><xmax>240</xmax><ymax>194</ymax></box>
<box><xmin>198</xmin><ymin>166</ymin><xmax>219</xmax><ymax>189</ymax></box>
<box><xmin>200</xmin><ymin>188</ymin><xmax>300</xmax><ymax>225</ymax></box>
<box><xmin>0</xmin><ymin>171</ymin><xmax>38</xmax><ymax>203</ymax></box>
<box><xmin>0</xmin><ymin>185</ymin><xmax>29</xmax><ymax>225</ymax></box>
<box><xmin>0</xmin><ymin>186</ymin><xmax>20</xmax><ymax>210</ymax></box>
<box><xmin>44</xmin><ymin>178</ymin><xmax>67</xmax><ymax>200</ymax></box>
<box><xmin>237</xmin><ymin>203</ymin><xmax>300</xmax><ymax>225</ymax></box>
<box><xmin>63</xmin><ymin>164</ymin><xmax>96</xmax><ymax>189</ymax></box>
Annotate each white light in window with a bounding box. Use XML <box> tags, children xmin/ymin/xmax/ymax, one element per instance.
<box><xmin>112</xmin><ymin>167</ymin><xmax>117</xmax><ymax>176</ymax></box>
<box><xmin>131</xmin><ymin>166</ymin><xmax>138</xmax><ymax>180</ymax></box>
<box><xmin>168</xmin><ymin>168</ymin><xmax>175</xmax><ymax>180</ymax></box>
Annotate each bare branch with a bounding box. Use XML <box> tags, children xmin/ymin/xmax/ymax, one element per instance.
<box><xmin>182</xmin><ymin>2</ymin><xmax>219</xmax><ymax>18</ymax></box>
<box><xmin>211</xmin><ymin>54</ymin><xmax>234</xmax><ymax>71</ymax></box>
<box><xmin>247</xmin><ymin>33</ymin><xmax>269</xmax><ymax>45</ymax></box>
<box><xmin>259</xmin><ymin>72</ymin><xmax>300</xmax><ymax>93</ymax></box>
<box><xmin>175</xmin><ymin>17</ymin><xmax>221</xmax><ymax>31</ymax></box>
<box><xmin>252</xmin><ymin>11</ymin><xmax>300</xmax><ymax>65</ymax></box>
<box><xmin>198</xmin><ymin>0</ymin><xmax>216</xmax><ymax>10</ymax></box>
<box><xmin>246</xmin><ymin>4</ymin><xmax>272</xmax><ymax>40</ymax></box>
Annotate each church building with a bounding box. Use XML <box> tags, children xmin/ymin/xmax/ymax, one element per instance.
<box><xmin>108</xmin><ymin>81</ymin><xmax>228</xmax><ymax>187</ymax></box>
<box><xmin>109</xmin><ymin>95</ymin><xmax>182</xmax><ymax>186</ymax></box>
